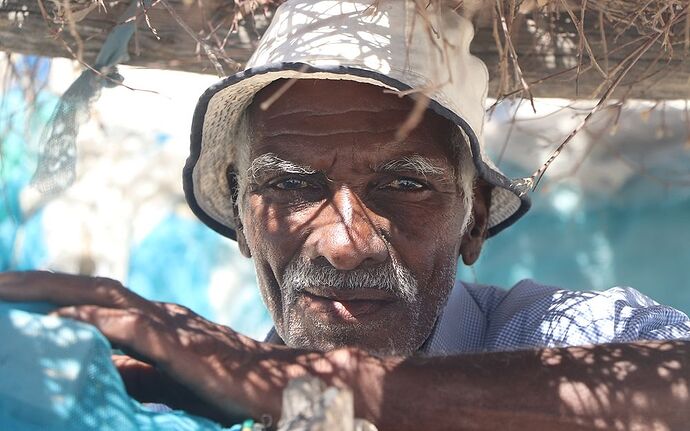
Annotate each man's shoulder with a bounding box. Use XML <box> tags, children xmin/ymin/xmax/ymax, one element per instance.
<box><xmin>462</xmin><ymin>279</ymin><xmax>561</xmax><ymax>314</ymax></box>
<box><xmin>456</xmin><ymin>280</ymin><xmax>690</xmax><ymax>352</ymax></box>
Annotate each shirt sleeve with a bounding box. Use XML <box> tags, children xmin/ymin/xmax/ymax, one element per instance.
<box><xmin>484</xmin><ymin>280</ymin><xmax>690</xmax><ymax>351</ymax></box>
<box><xmin>604</xmin><ymin>286</ymin><xmax>690</xmax><ymax>343</ymax></box>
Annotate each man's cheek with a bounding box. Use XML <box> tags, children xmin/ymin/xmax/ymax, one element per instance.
<box><xmin>248</xmin><ymin>199</ymin><xmax>314</xmax><ymax>244</ymax></box>
<box><xmin>244</xmin><ymin>212</ymin><xmax>288</xmax><ymax>260</ymax></box>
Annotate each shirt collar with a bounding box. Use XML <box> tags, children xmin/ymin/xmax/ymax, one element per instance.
<box><xmin>421</xmin><ymin>280</ymin><xmax>488</xmax><ymax>355</ymax></box>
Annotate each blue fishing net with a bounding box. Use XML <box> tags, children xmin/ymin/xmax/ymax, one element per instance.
<box><xmin>0</xmin><ymin>301</ymin><xmax>236</xmax><ymax>431</ymax></box>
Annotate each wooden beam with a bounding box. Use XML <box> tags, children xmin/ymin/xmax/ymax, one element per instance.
<box><xmin>1</xmin><ymin>1</ymin><xmax>688</xmax><ymax>99</ymax></box>
<box><xmin>0</xmin><ymin>1</ymin><xmax>262</xmax><ymax>75</ymax></box>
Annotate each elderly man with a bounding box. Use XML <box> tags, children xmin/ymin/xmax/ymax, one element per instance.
<box><xmin>1</xmin><ymin>0</ymin><xmax>689</xmax><ymax>429</ymax></box>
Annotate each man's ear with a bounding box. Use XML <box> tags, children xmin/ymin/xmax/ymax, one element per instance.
<box><xmin>459</xmin><ymin>180</ymin><xmax>492</xmax><ymax>265</ymax></box>
<box><xmin>227</xmin><ymin>164</ymin><xmax>252</xmax><ymax>258</ymax></box>
<box><xmin>236</xmin><ymin>229</ymin><xmax>252</xmax><ymax>258</ymax></box>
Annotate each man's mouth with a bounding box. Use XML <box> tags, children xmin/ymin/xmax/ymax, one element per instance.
<box><xmin>300</xmin><ymin>287</ymin><xmax>396</xmax><ymax>322</ymax></box>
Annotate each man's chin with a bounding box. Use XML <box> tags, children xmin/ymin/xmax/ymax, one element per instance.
<box><xmin>284</xmin><ymin>303</ymin><xmax>426</xmax><ymax>356</ymax></box>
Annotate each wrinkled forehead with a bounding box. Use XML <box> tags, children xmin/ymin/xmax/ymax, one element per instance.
<box><xmin>246</xmin><ymin>79</ymin><xmax>457</xmax><ymax>156</ymax></box>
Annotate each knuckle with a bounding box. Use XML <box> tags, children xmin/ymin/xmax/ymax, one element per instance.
<box><xmin>92</xmin><ymin>276</ymin><xmax>131</xmax><ymax>305</ymax></box>
<box><xmin>161</xmin><ymin>302</ymin><xmax>192</xmax><ymax>316</ymax></box>
<box><xmin>93</xmin><ymin>276</ymin><xmax>124</xmax><ymax>291</ymax></box>
<box><xmin>127</xmin><ymin>310</ymin><xmax>148</xmax><ymax>326</ymax></box>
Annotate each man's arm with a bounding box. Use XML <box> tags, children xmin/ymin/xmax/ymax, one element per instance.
<box><xmin>1</xmin><ymin>271</ymin><xmax>688</xmax><ymax>430</ymax></box>
<box><xmin>202</xmin><ymin>338</ymin><xmax>686</xmax><ymax>430</ymax></box>
<box><xmin>345</xmin><ymin>341</ymin><xmax>689</xmax><ymax>430</ymax></box>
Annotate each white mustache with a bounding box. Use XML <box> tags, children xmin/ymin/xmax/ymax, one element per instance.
<box><xmin>282</xmin><ymin>258</ymin><xmax>418</xmax><ymax>303</ymax></box>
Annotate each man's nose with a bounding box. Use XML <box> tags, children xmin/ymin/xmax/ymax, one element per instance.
<box><xmin>304</xmin><ymin>187</ymin><xmax>389</xmax><ymax>270</ymax></box>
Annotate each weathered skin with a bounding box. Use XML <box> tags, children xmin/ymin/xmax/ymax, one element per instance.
<box><xmin>237</xmin><ymin>80</ymin><xmax>489</xmax><ymax>356</ymax></box>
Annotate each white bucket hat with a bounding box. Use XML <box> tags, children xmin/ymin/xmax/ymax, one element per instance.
<box><xmin>184</xmin><ymin>0</ymin><xmax>531</xmax><ymax>240</ymax></box>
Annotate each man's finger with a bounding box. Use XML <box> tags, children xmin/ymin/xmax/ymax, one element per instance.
<box><xmin>57</xmin><ymin>306</ymin><xmax>246</xmax><ymax>422</ymax></box>
<box><xmin>0</xmin><ymin>271</ymin><xmax>148</xmax><ymax>310</ymax></box>
<box><xmin>112</xmin><ymin>354</ymin><xmax>168</xmax><ymax>402</ymax></box>
<box><xmin>112</xmin><ymin>354</ymin><xmax>151</xmax><ymax>369</ymax></box>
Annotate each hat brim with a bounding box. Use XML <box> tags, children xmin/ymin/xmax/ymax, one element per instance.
<box><xmin>184</xmin><ymin>63</ymin><xmax>531</xmax><ymax>241</ymax></box>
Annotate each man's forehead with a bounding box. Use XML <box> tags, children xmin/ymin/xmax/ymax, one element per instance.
<box><xmin>245</xmin><ymin>79</ymin><xmax>457</xmax><ymax>164</ymax></box>
<box><xmin>251</xmin><ymin>79</ymin><xmax>416</xmax><ymax>117</ymax></box>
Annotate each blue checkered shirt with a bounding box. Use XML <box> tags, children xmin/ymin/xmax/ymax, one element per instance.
<box><xmin>422</xmin><ymin>279</ymin><xmax>690</xmax><ymax>355</ymax></box>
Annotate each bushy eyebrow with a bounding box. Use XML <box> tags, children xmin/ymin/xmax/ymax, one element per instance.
<box><xmin>246</xmin><ymin>153</ymin><xmax>452</xmax><ymax>185</ymax></box>
<box><xmin>373</xmin><ymin>155</ymin><xmax>449</xmax><ymax>180</ymax></box>
<box><xmin>247</xmin><ymin>153</ymin><xmax>317</xmax><ymax>184</ymax></box>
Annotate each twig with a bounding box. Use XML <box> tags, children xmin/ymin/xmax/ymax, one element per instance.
<box><xmin>395</xmin><ymin>95</ymin><xmax>430</xmax><ymax>142</ymax></box>
<box><xmin>495</xmin><ymin>0</ymin><xmax>536</xmax><ymax>112</ymax></box>
<box><xmin>614</xmin><ymin>0</ymin><xmax>657</xmax><ymax>41</ymax></box>
<box><xmin>121</xmin><ymin>0</ymin><xmax>162</xmax><ymax>24</ymax></box>
<box><xmin>258</xmin><ymin>64</ymin><xmax>311</xmax><ymax>111</ymax></box>
<box><xmin>560</xmin><ymin>0</ymin><xmax>608</xmax><ymax>82</ymax></box>
<box><xmin>139</xmin><ymin>0</ymin><xmax>160</xmax><ymax>40</ymax></box>
<box><xmin>684</xmin><ymin>99</ymin><xmax>690</xmax><ymax>149</ymax></box>
<box><xmin>57</xmin><ymin>32</ymin><xmax>160</xmax><ymax>94</ymax></box>
<box><xmin>61</xmin><ymin>0</ymin><xmax>85</xmax><ymax>63</ymax></box>
<box><xmin>527</xmin><ymin>16</ymin><xmax>675</xmax><ymax>191</ymax></box>
<box><xmin>492</xmin><ymin>7</ymin><xmax>509</xmax><ymax>100</ymax></box>
<box><xmin>598</xmin><ymin>9</ymin><xmax>609</xmax><ymax>73</ymax></box>
<box><xmin>615</xmin><ymin>47</ymin><xmax>673</xmax><ymax>100</ymax></box>
<box><xmin>685</xmin><ymin>3</ymin><xmax>690</xmax><ymax>52</ymax></box>
<box><xmin>159</xmin><ymin>0</ymin><xmax>239</xmax><ymax>76</ymax></box>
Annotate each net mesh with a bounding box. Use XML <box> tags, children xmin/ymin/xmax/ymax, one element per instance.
<box><xmin>0</xmin><ymin>301</ymin><xmax>234</xmax><ymax>431</ymax></box>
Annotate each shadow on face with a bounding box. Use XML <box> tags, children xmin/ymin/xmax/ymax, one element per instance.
<box><xmin>233</xmin><ymin>79</ymin><xmax>490</xmax><ymax>355</ymax></box>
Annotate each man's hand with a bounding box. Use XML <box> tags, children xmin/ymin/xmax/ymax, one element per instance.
<box><xmin>0</xmin><ymin>271</ymin><xmax>290</xmax><ymax>424</ymax></box>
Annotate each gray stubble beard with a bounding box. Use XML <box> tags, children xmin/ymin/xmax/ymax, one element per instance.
<box><xmin>277</xmin><ymin>255</ymin><xmax>424</xmax><ymax>356</ymax></box>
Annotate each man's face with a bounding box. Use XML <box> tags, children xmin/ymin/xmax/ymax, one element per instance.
<box><xmin>236</xmin><ymin>80</ymin><xmax>481</xmax><ymax>355</ymax></box>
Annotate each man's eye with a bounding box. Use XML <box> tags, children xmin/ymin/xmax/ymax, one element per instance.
<box><xmin>385</xmin><ymin>178</ymin><xmax>426</xmax><ymax>191</ymax></box>
<box><xmin>271</xmin><ymin>178</ymin><xmax>311</xmax><ymax>190</ymax></box>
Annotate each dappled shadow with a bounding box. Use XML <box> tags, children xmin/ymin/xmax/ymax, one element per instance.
<box><xmin>471</xmin><ymin>281</ymin><xmax>690</xmax><ymax>353</ymax></box>
<box><xmin>114</xmin><ymin>296</ymin><xmax>689</xmax><ymax>430</ymax></box>
<box><xmin>378</xmin><ymin>340</ymin><xmax>689</xmax><ymax>430</ymax></box>
<box><xmin>540</xmin><ymin>341</ymin><xmax>689</xmax><ymax>429</ymax></box>
<box><xmin>0</xmin><ymin>302</ymin><xmax>230</xmax><ymax>430</ymax></box>
<box><xmin>1</xmin><ymin>293</ymin><xmax>688</xmax><ymax>430</ymax></box>
<box><xmin>252</xmin><ymin>2</ymin><xmax>393</xmax><ymax>72</ymax></box>
<box><xmin>0</xmin><ymin>303</ymin><xmax>137</xmax><ymax>430</ymax></box>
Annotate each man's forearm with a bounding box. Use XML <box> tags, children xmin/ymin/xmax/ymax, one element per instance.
<box><xmin>274</xmin><ymin>340</ymin><xmax>689</xmax><ymax>430</ymax></box>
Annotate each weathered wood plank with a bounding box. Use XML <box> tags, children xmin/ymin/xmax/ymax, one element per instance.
<box><xmin>1</xmin><ymin>1</ymin><xmax>688</xmax><ymax>99</ymax></box>
<box><xmin>0</xmin><ymin>1</ymin><xmax>266</xmax><ymax>75</ymax></box>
